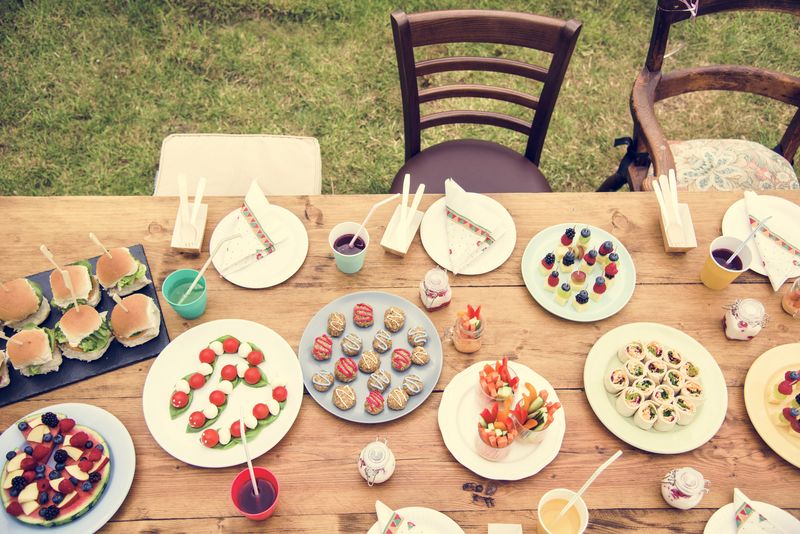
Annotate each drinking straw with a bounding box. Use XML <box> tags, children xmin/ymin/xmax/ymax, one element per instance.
<box><xmin>89</xmin><ymin>233</ymin><xmax>113</xmax><ymax>258</ymax></box>
<box><xmin>111</xmin><ymin>293</ymin><xmax>129</xmax><ymax>313</ymax></box>
<box><xmin>0</xmin><ymin>332</ymin><xmax>23</xmax><ymax>345</ymax></box>
<box><xmin>555</xmin><ymin>450</ymin><xmax>622</xmax><ymax>523</ymax></box>
<box><xmin>347</xmin><ymin>194</ymin><xmax>400</xmax><ymax>248</ymax></box>
<box><xmin>240</xmin><ymin>408</ymin><xmax>259</xmax><ymax>497</ymax></box>
<box><xmin>725</xmin><ymin>216</ymin><xmax>772</xmax><ymax>267</ymax></box>
<box><xmin>177</xmin><ymin>232</ymin><xmax>241</xmax><ymax>304</ymax></box>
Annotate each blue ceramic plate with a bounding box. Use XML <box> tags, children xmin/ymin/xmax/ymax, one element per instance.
<box><xmin>0</xmin><ymin>403</ymin><xmax>135</xmax><ymax>534</ymax></box>
<box><xmin>298</xmin><ymin>291</ymin><xmax>443</xmax><ymax>424</ymax></box>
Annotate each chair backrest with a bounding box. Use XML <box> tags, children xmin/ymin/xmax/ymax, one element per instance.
<box><xmin>153</xmin><ymin>133</ymin><xmax>322</xmax><ymax>196</ymax></box>
<box><xmin>643</xmin><ymin>0</ymin><xmax>800</xmax><ymax>162</ymax></box>
<box><xmin>391</xmin><ymin>9</ymin><xmax>581</xmax><ymax>166</ymax></box>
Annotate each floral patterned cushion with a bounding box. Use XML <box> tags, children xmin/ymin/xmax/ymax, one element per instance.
<box><xmin>647</xmin><ymin>139</ymin><xmax>799</xmax><ymax>191</ymax></box>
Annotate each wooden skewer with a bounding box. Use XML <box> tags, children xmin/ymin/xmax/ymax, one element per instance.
<box><xmin>39</xmin><ymin>244</ymin><xmax>63</xmax><ymax>272</ymax></box>
<box><xmin>89</xmin><ymin>233</ymin><xmax>113</xmax><ymax>258</ymax></box>
<box><xmin>60</xmin><ymin>269</ymin><xmax>80</xmax><ymax>311</ymax></box>
<box><xmin>0</xmin><ymin>332</ymin><xmax>24</xmax><ymax>346</ymax></box>
<box><xmin>111</xmin><ymin>293</ymin><xmax>129</xmax><ymax>313</ymax></box>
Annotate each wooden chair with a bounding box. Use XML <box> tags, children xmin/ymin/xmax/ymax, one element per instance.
<box><xmin>389</xmin><ymin>9</ymin><xmax>581</xmax><ymax>194</ymax></box>
<box><xmin>600</xmin><ymin>0</ymin><xmax>800</xmax><ymax>192</ymax></box>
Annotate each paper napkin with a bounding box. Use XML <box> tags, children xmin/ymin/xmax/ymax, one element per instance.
<box><xmin>743</xmin><ymin>191</ymin><xmax>800</xmax><ymax>291</ymax></box>
<box><xmin>375</xmin><ymin>500</ymin><xmax>424</xmax><ymax>533</ymax></box>
<box><xmin>734</xmin><ymin>488</ymin><xmax>786</xmax><ymax>533</ymax></box>
<box><xmin>444</xmin><ymin>178</ymin><xmax>507</xmax><ymax>274</ymax></box>
<box><xmin>219</xmin><ymin>181</ymin><xmax>288</xmax><ymax>273</ymax></box>
<box><xmin>488</xmin><ymin>524</ymin><xmax>523</xmax><ymax>534</ymax></box>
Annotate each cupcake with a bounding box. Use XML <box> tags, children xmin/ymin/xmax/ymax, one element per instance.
<box><xmin>372</xmin><ymin>328</ymin><xmax>392</xmax><ymax>353</ymax></box>
<box><xmin>384</xmin><ymin>306</ymin><xmax>406</xmax><ymax>333</ymax></box>
<box><xmin>327</xmin><ymin>312</ymin><xmax>346</xmax><ymax>337</ymax></box>
<box><xmin>312</xmin><ymin>334</ymin><xmax>333</xmax><ymax>361</ymax></box>
<box><xmin>411</xmin><ymin>346</ymin><xmax>429</xmax><ymax>366</ymax></box>
<box><xmin>407</xmin><ymin>326</ymin><xmax>428</xmax><ymax>347</ymax></box>
<box><xmin>367</xmin><ymin>369</ymin><xmax>391</xmax><ymax>392</ymax></box>
<box><xmin>387</xmin><ymin>388</ymin><xmax>409</xmax><ymax>410</ymax></box>
<box><xmin>391</xmin><ymin>348</ymin><xmax>412</xmax><ymax>372</ymax></box>
<box><xmin>353</xmin><ymin>303</ymin><xmax>374</xmax><ymax>327</ymax></box>
<box><xmin>358</xmin><ymin>350</ymin><xmax>380</xmax><ymax>373</ymax></box>
<box><xmin>364</xmin><ymin>390</ymin><xmax>385</xmax><ymax>415</ymax></box>
<box><xmin>332</xmin><ymin>385</ymin><xmax>356</xmax><ymax>410</ymax></box>
<box><xmin>334</xmin><ymin>357</ymin><xmax>358</xmax><ymax>383</ymax></box>
<box><xmin>311</xmin><ymin>370</ymin><xmax>334</xmax><ymax>392</ymax></box>
<box><xmin>341</xmin><ymin>333</ymin><xmax>362</xmax><ymax>356</ymax></box>
<box><xmin>402</xmin><ymin>374</ymin><xmax>424</xmax><ymax>396</ymax></box>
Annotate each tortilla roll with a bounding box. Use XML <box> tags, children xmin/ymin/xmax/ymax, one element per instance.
<box><xmin>605</xmin><ymin>368</ymin><xmax>629</xmax><ymax>395</ymax></box>
<box><xmin>674</xmin><ymin>396</ymin><xmax>696</xmax><ymax>426</ymax></box>
<box><xmin>615</xmin><ymin>387</ymin><xmax>643</xmax><ymax>417</ymax></box>
<box><xmin>634</xmin><ymin>400</ymin><xmax>658</xmax><ymax>430</ymax></box>
<box><xmin>654</xmin><ymin>404</ymin><xmax>679</xmax><ymax>431</ymax></box>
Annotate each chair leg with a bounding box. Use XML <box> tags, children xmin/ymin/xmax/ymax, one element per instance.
<box><xmin>596</xmin><ymin>172</ymin><xmax>627</xmax><ymax>192</ymax></box>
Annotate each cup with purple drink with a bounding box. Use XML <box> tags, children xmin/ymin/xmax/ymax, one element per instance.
<box><xmin>329</xmin><ymin>222</ymin><xmax>370</xmax><ymax>274</ymax></box>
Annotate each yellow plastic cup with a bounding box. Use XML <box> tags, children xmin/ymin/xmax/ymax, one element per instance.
<box><xmin>700</xmin><ymin>236</ymin><xmax>752</xmax><ymax>290</ymax></box>
<box><xmin>537</xmin><ymin>488</ymin><xmax>589</xmax><ymax>534</ymax></box>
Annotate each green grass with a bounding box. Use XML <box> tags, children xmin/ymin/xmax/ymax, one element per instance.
<box><xmin>0</xmin><ymin>0</ymin><xmax>797</xmax><ymax>195</ymax></box>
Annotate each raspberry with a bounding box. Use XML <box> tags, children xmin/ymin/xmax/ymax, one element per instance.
<box><xmin>6</xmin><ymin>502</ymin><xmax>23</xmax><ymax>516</ymax></box>
<box><xmin>41</xmin><ymin>412</ymin><xmax>59</xmax><ymax>428</ymax></box>
<box><xmin>36</xmin><ymin>479</ymin><xmax>49</xmax><ymax>492</ymax></box>
<box><xmin>87</xmin><ymin>448</ymin><xmax>102</xmax><ymax>462</ymax></box>
<box><xmin>32</xmin><ymin>445</ymin><xmax>50</xmax><ymax>462</ymax></box>
<box><xmin>58</xmin><ymin>479</ymin><xmax>75</xmax><ymax>494</ymax></box>
<box><xmin>78</xmin><ymin>459</ymin><xmax>93</xmax><ymax>473</ymax></box>
<box><xmin>20</xmin><ymin>458</ymin><xmax>36</xmax><ymax>471</ymax></box>
<box><xmin>58</xmin><ymin>418</ymin><xmax>76</xmax><ymax>433</ymax></box>
<box><xmin>69</xmin><ymin>431</ymin><xmax>88</xmax><ymax>449</ymax></box>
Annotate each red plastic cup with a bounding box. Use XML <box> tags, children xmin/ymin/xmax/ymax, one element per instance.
<box><xmin>230</xmin><ymin>467</ymin><xmax>280</xmax><ymax>520</ymax></box>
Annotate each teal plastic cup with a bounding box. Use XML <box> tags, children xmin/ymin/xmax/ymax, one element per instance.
<box><xmin>162</xmin><ymin>269</ymin><xmax>208</xmax><ymax>319</ymax></box>
<box><xmin>329</xmin><ymin>222</ymin><xmax>370</xmax><ymax>274</ymax></box>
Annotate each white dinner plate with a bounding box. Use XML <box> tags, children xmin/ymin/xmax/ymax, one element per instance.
<box><xmin>367</xmin><ymin>506</ymin><xmax>465</xmax><ymax>534</ymax></box>
<box><xmin>438</xmin><ymin>361</ymin><xmax>565</xmax><ymax>481</ymax></box>
<box><xmin>209</xmin><ymin>206</ymin><xmax>309</xmax><ymax>289</ymax></box>
<box><xmin>705</xmin><ymin>500</ymin><xmax>800</xmax><ymax>533</ymax></box>
<box><xmin>420</xmin><ymin>194</ymin><xmax>517</xmax><ymax>275</ymax></box>
<box><xmin>142</xmin><ymin>319</ymin><xmax>303</xmax><ymax>468</ymax></box>
<box><xmin>721</xmin><ymin>196</ymin><xmax>800</xmax><ymax>278</ymax></box>
<box><xmin>0</xmin><ymin>403</ymin><xmax>135</xmax><ymax>534</ymax></box>
<box><xmin>521</xmin><ymin>223</ymin><xmax>636</xmax><ymax>322</ymax></box>
<box><xmin>584</xmin><ymin>323</ymin><xmax>727</xmax><ymax>454</ymax></box>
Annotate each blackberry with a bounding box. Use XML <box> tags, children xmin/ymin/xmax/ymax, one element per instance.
<box><xmin>11</xmin><ymin>476</ymin><xmax>27</xmax><ymax>491</ymax></box>
<box><xmin>52</xmin><ymin>492</ymin><xmax>64</xmax><ymax>504</ymax></box>
<box><xmin>81</xmin><ymin>481</ymin><xmax>92</xmax><ymax>492</ymax></box>
<box><xmin>53</xmin><ymin>450</ymin><xmax>68</xmax><ymax>464</ymax></box>
<box><xmin>5</xmin><ymin>451</ymin><xmax>16</xmax><ymax>460</ymax></box>
<box><xmin>41</xmin><ymin>412</ymin><xmax>59</xmax><ymax>428</ymax></box>
<box><xmin>84</xmin><ymin>441</ymin><xmax>93</xmax><ymax>449</ymax></box>
<box><xmin>53</xmin><ymin>435</ymin><xmax>64</xmax><ymax>445</ymax></box>
<box><xmin>89</xmin><ymin>472</ymin><xmax>102</xmax><ymax>483</ymax></box>
<box><xmin>565</xmin><ymin>227</ymin><xmax>576</xmax><ymax>239</ymax></box>
<box><xmin>40</xmin><ymin>505</ymin><xmax>60</xmax><ymax>521</ymax></box>
<box><xmin>17</xmin><ymin>422</ymin><xmax>28</xmax><ymax>431</ymax></box>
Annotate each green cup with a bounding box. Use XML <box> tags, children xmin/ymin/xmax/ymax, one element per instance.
<box><xmin>163</xmin><ymin>269</ymin><xmax>207</xmax><ymax>319</ymax></box>
<box><xmin>329</xmin><ymin>222</ymin><xmax>370</xmax><ymax>274</ymax></box>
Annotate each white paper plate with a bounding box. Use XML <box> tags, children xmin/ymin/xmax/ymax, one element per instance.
<box><xmin>0</xmin><ymin>403</ymin><xmax>135</xmax><ymax>534</ymax></box>
<box><xmin>420</xmin><ymin>194</ymin><xmax>517</xmax><ymax>275</ymax></box>
<box><xmin>721</xmin><ymin>196</ymin><xmax>800</xmax><ymax>278</ymax></box>
<box><xmin>705</xmin><ymin>500</ymin><xmax>800</xmax><ymax>533</ymax></box>
<box><xmin>438</xmin><ymin>361</ymin><xmax>565</xmax><ymax>481</ymax></box>
<box><xmin>142</xmin><ymin>319</ymin><xmax>303</xmax><ymax>468</ymax></box>
<box><xmin>521</xmin><ymin>223</ymin><xmax>636</xmax><ymax>322</ymax></box>
<box><xmin>584</xmin><ymin>323</ymin><xmax>727</xmax><ymax>454</ymax></box>
<box><xmin>367</xmin><ymin>506</ymin><xmax>465</xmax><ymax>534</ymax></box>
<box><xmin>209</xmin><ymin>206</ymin><xmax>309</xmax><ymax>289</ymax></box>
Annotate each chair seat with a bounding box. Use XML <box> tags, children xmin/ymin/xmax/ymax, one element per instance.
<box><xmin>390</xmin><ymin>139</ymin><xmax>552</xmax><ymax>194</ymax></box>
<box><xmin>647</xmin><ymin>139</ymin><xmax>799</xmax><ymax>191</ymax></box>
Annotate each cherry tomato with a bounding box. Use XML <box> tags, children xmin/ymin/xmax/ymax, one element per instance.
<box><xmin>171</xmin><ymin>391</ymin><xmax>189</xmax><ymax>409</ymax></box>
<box><xmin>244</xmin><ymin>367</ymin><xmax>261</xmax><ymax>385</ymax></box>
<box><xmin>200</xmin><ymin>429</ymin><xmax>219</xmax><ymax>448</ymax></box>
<box><xmin>246</xmin><ymin>350</ymin><xmax>264</xmax><ymax>365</ymax></box>
<box><xmin>188</xmin><ymin>411</ymin><xmax>206</xmax><ymax>429</ymax></box>
<box><xmin>199</xmin><ymin>348</ymin><xmax>216</xmax><ymax>364</ymax></box>
<box><xmin>220</xmin><ymin>364</ymin><xmax>237</xmax><ymax>382</ymax></box>
<box><xmin>229</xmin><ymin>420</ymin><xmax>243</xmax><ymax>438</ymax></box>
<box><xmin>253</xmin><ymin>403</ymin><xmax>269</xmax><ymax>420</ymax></box>
<box><xmin>188</xmin><ymin>373</ymin><xmax>206</xmax><ymax>390</ymax></box>
<box><xmin>272</xmin><ymin>385</ymin><xmax>288</xmax><ymax>402</ymax></box>
<box><xmin>209</xmin><ymin>390</ymin><xmax>226</xmax><ymax>407</ymax></box>
<box><xmin>222</xmin><ymin>337</ymin><xmax>240</xmax><ymax>353</ymax></box>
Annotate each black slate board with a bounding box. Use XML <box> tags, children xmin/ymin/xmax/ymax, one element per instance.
<box><xmin>0</xmin><ymin>244</ymin><xmax>170</xmax><ymax>407</ymax></box>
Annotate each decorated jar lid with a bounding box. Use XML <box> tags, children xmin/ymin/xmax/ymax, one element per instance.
<box><xmin>358</xmin><ymin>438</ymin><xmax>396</xmax><ymax>486</ymax></box>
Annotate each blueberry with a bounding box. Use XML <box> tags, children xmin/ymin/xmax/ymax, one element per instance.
<box><xmin>6</xmin><ymin>450</ymin><xmax>16</xmax><ymax>460</ymax></box>
<box><xmin>18</xmin><ymin>421</ymin><xmax>29</xmax><ymax>431</ymax></box>
<box><xmin>9</xmin><ymin>488</ymin><xmax>19</xmax><ymax>497</ymax></box>
<box><xmin>38</xmin><ymin>491</ymin><xmax>49</xmax><ymax>504</ymax></box>
<box><xmin>95</xmin><ymin>444</ymin><xmax>104</xmax><ymax>452</ymax></box>
<box><xmin>52</xmin><ymin>492</ymin><xmax>63</xmax><ymax>504</ymax></box>
<box><xmin>24</xmin><ymin>445</ymin><xmax>33</xmax><ymax>455</ymax></box>
<box><xmin>43</xmin><ymin>434</ymin><xmax>52</xmax><ymax>443</ymax></box>
<box><xmin>81</xmin><ymin>481</ymin><xmax>92</xmax><ymax>491</ymax></box>
<box><xmin>35</xmin><ymin>472</ymin><xmax>44</xmax><ymax>480</ymax></box>
<box><xmin>69</xmin><ymin>477</ymin><xmax>78</xmax><ymax>486</ymax></box>
<box><xmin>84</xmin><ymin>441</ymin><xmax>93</xmax><ymax>449</ymax></box>
<box><xmin>49</xmin><ymin>470</ymin><xmax>61</xmax><ymax>480</ymax></box>
<box><xmin>55</xmin><ymin>462</ymin><xmax>65</xmax><ymax>471</ymax></box>
<box><xmin>53</xmin><ymin>434</ymin><xmax>64</xmax><ymax>445</ymax></box>
<box><xmin>35</xmin><ymin>464</ymin><xmax>45</xmax><ymax>473</ymax></box>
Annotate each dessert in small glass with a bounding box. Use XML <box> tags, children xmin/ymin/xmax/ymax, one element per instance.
<box><xmin>451</xmin><ymin>304</ymin><xmax>483</xmax><ymax>353</ymax></box>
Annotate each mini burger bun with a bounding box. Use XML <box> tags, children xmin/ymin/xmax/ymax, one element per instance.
<box><xmin>7</xmin><ymin>328</ymin><xmax>53</xmax><ymax>369</ymax></box>
<box><xmin>0</xmin><ymin>278</ymin><xmax>41</xmax><ymax>323</ymax></box>
<box><xmin>50</xmin><ymin>264</ymin><xmax>94</xmax><ymax>302</ymax></box>
<box><xmin>96</xmin><ymin>247</ymin><xmax>137</xmax><ymax>288</ymax></box>
<box><xmin>58</xmin><ymin>306</ymin><xmax>102</xmax><ymax>344</ymax></box>
<box><xmin>111</xmin><ymin>294</ymin><xmax>161</xmax><ymax>347</ymax></box>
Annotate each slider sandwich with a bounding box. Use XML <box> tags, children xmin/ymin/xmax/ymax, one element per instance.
<box><xmin>6</xmin><ymin>326</ymin><xmax>62</xmax><ymax>377</ymax></box>
<box><xmin>50</xmin><ymin>260</ymin><xmax>101</xmax><ymax>311</ymax></box>
<box><xmin>0</xmin><ymin>278</ymin><xmax>50</xmax><ymax>331</ymax></box>
<box><xmin>95</xmin><ymin>247</ymin><xmax>151</xmax><ymax>297</ymax></box>
<box><xmin>110</xmin><ymin>294</ymin><xmax>161</xmax><ymax>348</ymax></box>
<box><xmin>54</xmin><ymin>305</ymin><xmax>113</xmax><ymax>362</ymax></box>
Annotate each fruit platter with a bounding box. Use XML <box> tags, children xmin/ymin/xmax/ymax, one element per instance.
<box><xmin>521</xmin><ymin>223</ymin><xmax>636</xmax><ymax>322</ymax></box>
<box><xmin>142</xmin><ymin>319</ymin><xmax>303</xmax><ymax>468</ymax></box>
<box><xmin>584</xmin><ymin>323</ymin><xmax>728</xmax><ymax>454</ymax></box>
<box><xmin>0</xmin><ymin>403</ymin><xmax>135</xmax><ymax>534</ymax></box>
<box><xmin>439</xmin><ymin>359</ymin><xmax>565</xmax><ymax>480</ymax></box>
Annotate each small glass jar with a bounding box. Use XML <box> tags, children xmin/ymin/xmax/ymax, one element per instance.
<box><xmin>782</xmin><ymin>278</ymin><xmax>800</xmax><ymax>318</ymax></box>
<box><xmin>661</xmin><ymin>467</ymin><xmax>709</xmax><ymax>510</ymax></box>
<box><xmin>451</xmin><ymin>316</ymin><xmax>484</xmax><ymax>354</ymax></box>
<box><xmin>723</xmin><ymin>298</ymin><xmax>767</xmax><ymax>341</ymax></box>
<box><xmin>419</xmin><ymin>268</ymin><xmax>452</xmax><ymax>311</ymax></box>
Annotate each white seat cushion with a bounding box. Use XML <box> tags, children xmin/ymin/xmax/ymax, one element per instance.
<box><xmin>648</xmin><ymin>139</ymin><xmax>799</xmax><ymax>191</ymax></box>
<box><xmin>154</xmin><ymin>133</ymin><xmax>322</xmax><ymax>196</ymax></box>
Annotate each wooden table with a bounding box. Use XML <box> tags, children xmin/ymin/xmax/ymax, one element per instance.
<box><xmin>1</xmin><ymin>192</ymin><xmax>798</xmax><ymax>533</ymax></box>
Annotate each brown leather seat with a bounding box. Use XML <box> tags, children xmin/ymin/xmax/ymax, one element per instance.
<box><xmin>389</xmin><ymin>139</ymin><xmax>551</xmax><ymax>194</ymax></box>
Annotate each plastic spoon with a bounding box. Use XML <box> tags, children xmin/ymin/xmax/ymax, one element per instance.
<box><xmin>555</xmin><ymin>450</ymin><xmax>622</xmax><ymax>523</ymax></box>
<box><xmin>177</xmin><ymin>232</ymin><xmax>240</xmax><ymax>304</ymax></box>
<box><xmin>240</xmin><ymin>408</ymin><xmax>259</xmax><ymax>498</ymax></box>
<box><xmin>726</xmin><ymin>216</ymin><xmax>772</xmax><ymax>267</ymax></box>
<box><xmin>347</xmin><ymin>194</ymin><xmax>400</xmax><ymax>248</ymax></box>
